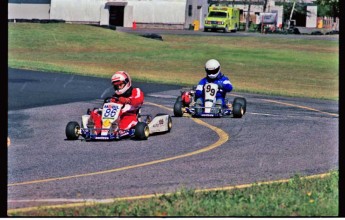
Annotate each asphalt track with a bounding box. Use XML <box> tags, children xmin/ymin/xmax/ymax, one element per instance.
<box><xmin>7</xmin><ymin>68</ymin><xmax>338</xmax><ymax>212</ymax></box>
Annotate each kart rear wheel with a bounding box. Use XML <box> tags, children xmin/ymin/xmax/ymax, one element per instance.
<box><xmin>233</xmin><ymin>97</ymin><xmax>247</xmax><ymax>114</ymax></box>
<box><xmin>233</xmin><ymin>103</ymin><xmax>244</xmax><ymax>118</ymax></box>
<box><xmin>66</xmin><ymin>121</ymin><xmax>80</xmax><ymax>140</ymax></box>
<box><xmin>173</xmin><ymin>101</ymin><xmax>183</xmax><ymax>117</ymax></box>
<box><xmin>167</xmin><ymin>115</ymin><xmax>172</xmax><ymax>132</ymax></box>
<box><xmin>135</xmin><ymin>122</ymin><xmax>150</xmax><ymax>140</ymax></box>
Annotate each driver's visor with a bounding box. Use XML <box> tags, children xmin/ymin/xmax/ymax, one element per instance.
<box><xmin>205</xmin><ymin>66</ymin><xmax>220</xmax><ymax>75</ymax></box>
<box><xmin>112</xmin><ymin>81</ymin><xmax>126</xmax><ymax>90</ymax></box>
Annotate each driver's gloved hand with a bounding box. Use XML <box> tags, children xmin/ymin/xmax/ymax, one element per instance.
<box><xmin>118</xmin><ymin>97</ymin><xmax>131</xmax><ymax>104</ymax></box>
<box><xmin>217</xmin><ymin>82</ymin><xmax>223</xmax><ymax>90</ymax></box>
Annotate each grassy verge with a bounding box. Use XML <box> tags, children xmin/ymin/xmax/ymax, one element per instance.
<box><xmin>9</xmin><ymin>171</ymin><xmax>338</xmax><ymax>216</ymax></box>
<box><xmin>8</xmin><ymin>23</ymin><xmax>338</xmax><ymax>100</ymax></box>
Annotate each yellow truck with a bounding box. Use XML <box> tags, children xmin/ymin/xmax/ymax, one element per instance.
<box><xmin>204</xmin><ymin>6</ymin><xmax>240</xmax><ymax>33</ymax></box>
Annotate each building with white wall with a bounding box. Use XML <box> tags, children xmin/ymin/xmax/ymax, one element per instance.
<box><xmin>8</xmin><ymin>0</ymin><xmax>318</xmax><ymax>29</ymax></box>
<box><xmin>9</xmin><ymin>0</ymin><xmax>209</xmax><ymax>29</ymax></box>
<box><xmin>8</xmin><ymin>0</ymin><xmax>51</xmax><ymax>20</ymax></box>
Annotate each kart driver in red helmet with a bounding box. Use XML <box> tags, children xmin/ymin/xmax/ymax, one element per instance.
<box><xmin>90</xmin><ymin>71</ymin><xmax>144</xmax><ymax>134</ymax></box>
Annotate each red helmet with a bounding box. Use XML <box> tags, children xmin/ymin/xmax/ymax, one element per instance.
<box><xmin>111</xmin><ymin>71</ymin><xmax>132</xmax><ymax>95</ymax></box>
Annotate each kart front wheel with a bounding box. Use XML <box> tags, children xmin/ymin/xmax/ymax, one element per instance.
<box><xmin>66</xmin><ymin>121</ymin><xmax>80</xmax><ymax>140</ymax></box>
<box><xmin>135</xmin><ymin>122</ymin><xmax>150</xmax><ymax>140</ymax></box>
<box><xmin>173</xmin><ymin>101</ymin><xmax>183</xmax><ymax>117</ymax></box>
<box><xmin>233</xmin><ymin>103</ymin><xmax>244</xmax><ymax>118</ymax></box>
<box><xmin>233</xmin><ymin>97</ymin><xmax>247</xmax><ymax>114</ymax></box>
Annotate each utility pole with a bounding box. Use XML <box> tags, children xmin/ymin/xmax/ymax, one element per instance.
<box><xmin>263</xmin><ymin>0</ymin><xmax>268</xmax><ymax>12</ymax></box>
<box><xmin>245</xmin><ymin>0</ymin><xmax>252</xmax><ymax>31</ymax></box>
<box><xmin>287</xmin><ymin>0</ymin><xmax>296</xmax><ymax>29</ymax></box>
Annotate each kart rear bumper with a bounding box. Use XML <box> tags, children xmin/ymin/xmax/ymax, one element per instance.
<box><xmin>185</xmin><ymin>107</ymin><xmax>231</xmax><ymax>118</ymax></box>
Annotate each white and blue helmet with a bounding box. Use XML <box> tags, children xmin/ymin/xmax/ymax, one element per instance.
<box><xmin>205</xmin><ymin>59</ymin><xmax>221</xmax><ymax>79</ymax></box>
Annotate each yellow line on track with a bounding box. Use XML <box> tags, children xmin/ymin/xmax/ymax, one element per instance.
<box><xmin>8</xmin><ymin>102</ymin><xmax>229</xmax><ymax>187</ymax></box>
<box><xmin>8</xmin><ymin>172</ymin><xmax>332</xmax><ymax>214</ymax></box>
<box><xmin>260</xmin><ymin>98</ymin><xmax>338</xmax><ymax>117</ymax></box>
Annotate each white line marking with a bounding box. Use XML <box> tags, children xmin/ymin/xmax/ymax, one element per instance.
<box><xmin>63</xmin><ymin>75</ymin><xmax>74</xmax><ymax>88</ymax></box>
<box><xmin>20</xmin><ymin>82</ymin><xmax>27</xmax><ymax>92</ymax></box>
<box><xmin>260</xmin><ymin>98</ymin><xmax>338</xmax><ymax>117</ymax></box>
<box><xmin>8</xmin><ymin>198</ymin><xmax>115</xmax><ymax>203</ymax></box>
<box><xmin>247</xmin><ymin>112</ymin><xmax>278</xmax><ymax>116</ymax></box>
<box><xmin>147</xmin><ymin>94</ymin><xmax>177</xmax><ymax>99</ymax></box>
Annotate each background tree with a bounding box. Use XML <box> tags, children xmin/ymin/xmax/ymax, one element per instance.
<box><xmin>316</xmin><ymin>0</ymin><xmax>339</xmax><ymax>21</ymax></box>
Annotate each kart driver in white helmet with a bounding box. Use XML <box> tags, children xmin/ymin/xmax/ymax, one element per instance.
<box><xmin>195</xmin><ymin>59</ymin><xmax>233</xmax><ymax>109</ymax></box>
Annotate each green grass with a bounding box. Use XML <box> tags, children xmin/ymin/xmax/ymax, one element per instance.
<box><xmin>7</xmin><ymin>24</ymin><xmax>339</xmax><ymax>216</ymax></box>
<box><xmin>9</xmin><ymin>171</ymin><xmax>338</xmax><ymax>216</ymax></box>
<box><xmin>8</xmin><ymin>23</ymin><xmax>338</xmax><ymax>100</ymax></box>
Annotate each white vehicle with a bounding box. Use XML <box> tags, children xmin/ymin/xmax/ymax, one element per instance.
<box><xmin>66</xmin><ymin>98</ymin><xmax>172</xmax><ymax>141</ymax></box>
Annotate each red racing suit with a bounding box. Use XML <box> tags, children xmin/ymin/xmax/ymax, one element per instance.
<box><xmin>90</xmin><ymin>88</ymin><xmax>144</xmax><ymax>132</ymax></box>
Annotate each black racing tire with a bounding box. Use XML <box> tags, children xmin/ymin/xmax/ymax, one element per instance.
<box><xmin>233</xmin><ymin>103</ymin><xmax>244</xmax><ymax>118</ymax></box>
<box><xmin>173</xmin><ymin>101</ymin><xmax>183</xmax><ymax>117</ymax></box>
<box><xmin>231</xmin><ymin>24</ymin><xmax>238</xmax><ymax>33</ymax></box>
<box><xmin>167</xmin><ymin>115</ymin><xmax>172</xmax><ymax>132</ymax></box>
<box><xmin>66</xmin><ymin>121</ymin><xmax>80</xmax><ymax>140</ymax></box>
<box><xmin>204</xmin><ymin>28</ymin><xmax>209</xmax><ymax>32</ymax></box>
<box><xmin>233</xmin><ymin>97</ymin><xmax>247</xmax><ymax>114</ymax></box>
<box><xmin>135</xmin><ymin>122</ymin><xmax>150</xmax><ymax>140</ymax></box>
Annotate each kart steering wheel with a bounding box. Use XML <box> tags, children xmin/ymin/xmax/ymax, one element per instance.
<box><xmin>103</xmin><ymin>96</ymin><xmax>118</xmax><ymax>103</ymax></box>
